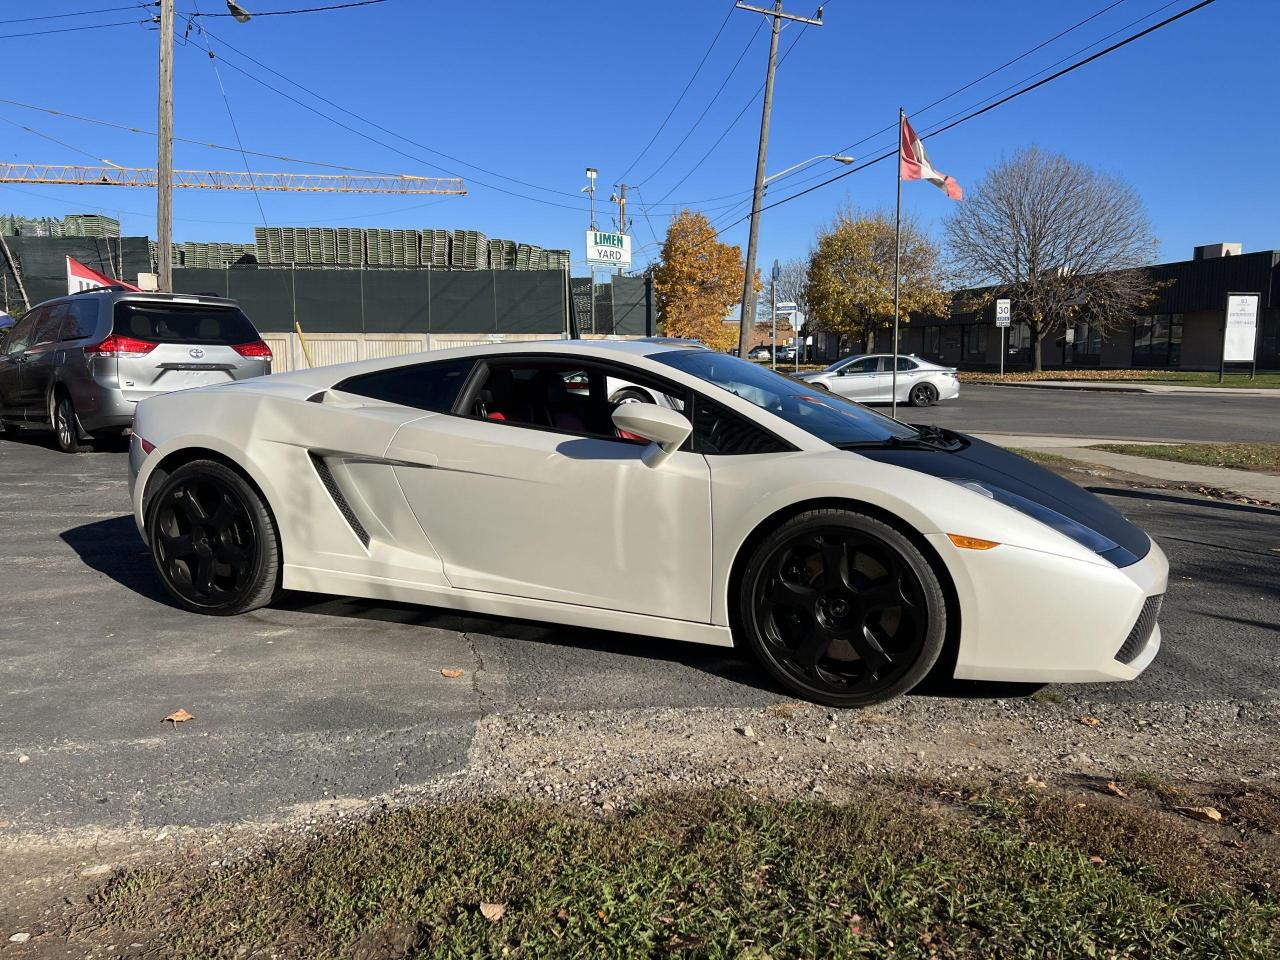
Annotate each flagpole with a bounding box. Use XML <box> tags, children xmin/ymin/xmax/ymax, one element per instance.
<box><xmin>892</xmin><ymin>106</ymin><xmax>903</xmax><ymax>421</ymax></box>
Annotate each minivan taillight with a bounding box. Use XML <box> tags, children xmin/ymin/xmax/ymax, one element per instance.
<box><xmin>232</xmin><ymin>340</ymin><xmax>272</xmax><ymax>359</ymax></box>
<box><xmin>85</xmin><ymin>334</ymin><xmax>157</xmax><ymax>359</ymax></box>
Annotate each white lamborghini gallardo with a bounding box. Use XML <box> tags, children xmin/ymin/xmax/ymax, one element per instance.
<box><xmin>128</xmin><ymin>339</ymin><xmax>1166</xmax><ymax>707</ymax></box>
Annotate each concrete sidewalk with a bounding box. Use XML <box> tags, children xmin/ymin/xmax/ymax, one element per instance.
<box><xmin>975</xmin><ymin>433</ymin><xmax>1280</xmax><ymax>503</ymax></box>
<box><xmin>984</xmin><ymin>380</ymin><xmax>1279</xmax><ymax>397</ymax></box>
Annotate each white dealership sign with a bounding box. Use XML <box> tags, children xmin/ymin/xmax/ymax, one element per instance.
<box><xmin>585</xmin><ymin>230</ymin><xmax>632</xmax><ymax>269</ymax></box>
<box><xmin>1223</xmin><ymin>293</ymin><xmax>1260</xmax><ymax>363</ymax></box>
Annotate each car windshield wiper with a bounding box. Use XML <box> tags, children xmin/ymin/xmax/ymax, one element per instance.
<box><xmin>837</xmin><ymin>427</ymin><xmax>963</xmax><ymax>452</ymax></box>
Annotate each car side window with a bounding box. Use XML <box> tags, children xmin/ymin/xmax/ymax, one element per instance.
<box><xmin>61</xmin><ymin>300</ymin><xmax>98</xmax><ymax>342</ymax></box>
<box><xmin>6</xmin><ymin>311</ymin><xmax>42</xmax><ymax>353</ymax></box>
<box><xmin>33</xmin><ymin>304</ymin><xmax>69</xmax><ymax>347</ymax></box>
<box><xmin>895</xmin><ymin>357</ymin><xmax>918</xmax><ymax>372</ymax></box>
<box><xmin>843</xmin><ymin>357</ymin><xmax>879</xmax><ymax>375</ymax></box>
<box><xmin>335</xmin><ymin>357</ymin><xmax>476</xmax><ymax>412</ymax></box>
<box><xmin>466</xmin><ymin>359</ymin><xmax>686</xmax><ymax>443</ymax></box>
<box><xmin>692</xmin><ymin>396</ymin><xmax>792</xmax><ymax>455</ymax></box>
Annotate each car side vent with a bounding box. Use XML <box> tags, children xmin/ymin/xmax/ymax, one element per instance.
<box><xmin>309</xmin><ymin>453</ymin><xmax>370</xmax><ymax>548</ymax></box>
<box><xmin>1116</xmin><ymin>594</ymin><xmax>1162</xmax><ymax>664</ymax></box>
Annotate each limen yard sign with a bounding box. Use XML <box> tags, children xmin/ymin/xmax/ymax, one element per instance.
<box><xmin>585</xmin><ymin>230</ymin><xmax>632</xmax><ymax>269</ymax></box>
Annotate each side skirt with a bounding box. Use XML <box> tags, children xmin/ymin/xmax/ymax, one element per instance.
<box><xmin>282</xmin><ymin>564</ymin><xmax>736</xmax><ymax>648</ymax></box>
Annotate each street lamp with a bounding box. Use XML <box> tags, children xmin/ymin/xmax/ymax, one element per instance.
<box><xmin>225</xmin><ymin>1</ymin><xmax>252</xmax><ymax>22</ymax></box>
<box><xmin>763</xmin><ymin>153</ymin><xmax>854</xmax><ymax>186</ymax></box>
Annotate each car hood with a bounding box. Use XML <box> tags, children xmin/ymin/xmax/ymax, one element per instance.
<box><xmin>853</xmin><ymin>431</ymin><xmax>1151</xmax><ymax>567</ymax></box>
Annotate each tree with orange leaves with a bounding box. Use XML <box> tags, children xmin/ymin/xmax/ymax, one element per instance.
<box><xmin>652</xmin><ymin>210</ymin><xmax>755</xmax><ymax>352</ymax></box>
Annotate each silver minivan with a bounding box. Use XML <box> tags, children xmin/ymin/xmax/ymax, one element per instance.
<box><xmin>0</xmin><ymin>288</ymin><xmax>271</xmax><ymax>452</ymax></box>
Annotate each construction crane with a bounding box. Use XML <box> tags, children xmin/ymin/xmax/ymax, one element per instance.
<box><xmin>0</xmin><ymin>163</ymin><xmax>467</xmax><ymax>195</ymax></box>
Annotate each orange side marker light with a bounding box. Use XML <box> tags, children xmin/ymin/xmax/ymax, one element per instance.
<box><xmin>947</xmin><ymin>533</ymin><xmax>1000</xmax><ymax>550</ymax></box>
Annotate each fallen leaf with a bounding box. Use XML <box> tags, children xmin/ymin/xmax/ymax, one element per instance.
<box><xmin>440</xmin><ymin>669</ymin><xmax>465</xmax><ymax>679</ymax></box>
<box><xmin>1103</xmin><ymin>780</ymin><xmax>1129</xmax><ymax>798</ymax></box>
<box><xmin>1089</xmin><ymin>855</ymin><xmax>1105</xmax><ymax>865</ymax></box>
<box><xmin>737</xmin><ymin>725</ymin><xmax>755</xmax><ymax>739</ymax></box>
<box><xmin>1078</xmin><ymin>715</ymin><xmax>1102</xmax><ymax>727</ymax></box>
<box><xmin>163</xmin><ymin>708</ymin><xmax>195</xmax><ymax>725</ymax></box>
<box><xmin>1176</xmin><ymin>805</ymin><xmax>1223</xmax><ymax>824</ymax></box>
<box><xmin>479</xmin><ymin>902</ymin><xmax>506</xmax><ymax>922</ymax></box>
<box><xmin>1024</xmin><ymin>776</ymin><xmax>1048</xmax><ymax>790</ymax></box>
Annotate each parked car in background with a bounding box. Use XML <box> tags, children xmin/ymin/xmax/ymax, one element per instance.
<box><xmin>796</xmin><ymin>353</ymin><xmax>959</xmax><ymax>407</ymax></box>
<box><xmin>0</xmin><ymin>288</ymin><xmax>271</xmax><ymax>452</ymax></box>
<box><xmin>748</xmin><ymin>345</ymin><xmax>773</xmax><ymax>361</ymax></box>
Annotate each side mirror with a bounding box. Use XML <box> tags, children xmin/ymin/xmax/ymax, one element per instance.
<box><xmin>611</xmin><ymin>402</ymin><xmax>692</xmax><ymax>468</ymax></box>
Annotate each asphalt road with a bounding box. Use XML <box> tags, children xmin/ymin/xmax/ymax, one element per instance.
<box><xmin>921</xmin><ymin>384</ymin><xmax>1280</xmax><ymax>442</ymax></box>
<box><xmin>1</xmin><ymin>412</ymin><xmax>1277</xmax><ymax>832</ymax></box>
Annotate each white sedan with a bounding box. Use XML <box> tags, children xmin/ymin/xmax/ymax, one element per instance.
<box><xmin>127</xmin><ymin>340</ymin><xmax>1165</xmax><ymax>707</ymax></box>
<box><xmin>797</xmin><ymin>353</ymin><xmax>960</xmax><ymax>406</ymax></box>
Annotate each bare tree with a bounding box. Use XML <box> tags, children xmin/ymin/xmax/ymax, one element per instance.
<box><xmin>944</xmin><ymin>147</ymin><xmax>1158</xmax><ymax>370</ymax></box>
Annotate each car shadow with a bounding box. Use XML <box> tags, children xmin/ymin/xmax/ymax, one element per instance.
<box><xmin>60</xmin><ymin>515</ymin><xmax>1035</xmax><ymax>703</ymax></box>
<box><xmin>1088</xmin><ymin>486</ymin><xmax>1279</xmax><ymax>517</ymax></box>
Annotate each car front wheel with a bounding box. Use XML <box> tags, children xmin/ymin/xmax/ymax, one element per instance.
<box><xmin>738</xmin><ymin>509</ymin><xmax>947</xmax><ymax>707</ymax></box>
<box><xmin>146</xmin><ymin>459</ymin><xmax>280</xmax><ymax>615</ymax></box>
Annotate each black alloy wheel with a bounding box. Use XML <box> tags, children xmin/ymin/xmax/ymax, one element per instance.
<box><xmin>147</xmin><ymin>460</ymin><xmax>280</xmax><ymax>615</ymax></box>
<box><xmin>909</xmin><ymin>382</ymin><xmax>938</xmax><ymax>407</ymax></box>
<box><xmin>740</xmin><ymin>509</ymin><xmax>946</xmax><ymax>707</ymax></box>
<box><xmin>53</xmin><ymin>393</ymin><xmax>85</xmax><ymax>453</ymax></box>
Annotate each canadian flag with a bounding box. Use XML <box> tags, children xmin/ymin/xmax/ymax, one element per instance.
<box><xmin>66</xmin><ymin>255</ymin><xmax>140</xmax><ymax>294</ymax></box>
<box><xmin>900</xmin><ymin>115</ymin><xmax>962</xmax><ymax>200</ymax></box>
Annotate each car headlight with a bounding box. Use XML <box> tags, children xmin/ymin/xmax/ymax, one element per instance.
<box><xmin>948</xmin><ymin>478</ymin><xmax>1120</xmax><ymax>556</ymax></box>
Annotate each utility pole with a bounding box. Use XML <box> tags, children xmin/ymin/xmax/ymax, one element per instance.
<box><xmin>156</xmin><ymin>0</ymin><xmax>174</xmax><ymax>292</ymax></box>
<box><xmin>611</xmin><ymin>183</ymin><xmax>632</xmax><ymax>234</ymax></box>
<box><xmin>734</xmin><ymin>0</ymin><xmax>823</xmax><ymax>359</ymax></box>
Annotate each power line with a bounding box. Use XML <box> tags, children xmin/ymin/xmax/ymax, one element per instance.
<box><xmin>0</xmin><ymin>4</ymin><xmax>155</xmax><ymax>25</ymax></box>
<box><xmin>0</xmin><ymin>96</ymin><xmax>435</xmax><ymax>178</ymax></box>
<box><xmin>184</xmin><ymin>0</ymin><xmax>391</xmax><ymax>15</ymax></box>
<box><xmin>0</xmin><ymin>18</ymin><xmax>153</xmax><ymax>40</ymax></box>
<box><xmin>633</xmin><ymin>18</ymin><xmax>765</xmax><ymax>188</ymax></box>
<box><xmin>617</xmin><ymin>1</ymin><xmax>736</xmax><ymax>183</ymax></box>
<box><xmin>193</xmin><ymin>19</ymin><xmax>590</xmax><ymax>210</ymax></box>
<box><xmin>721</xmin><ymin>0</ymin><xmax>1218</xmax><ymax>233</ymax></box>
<box><xmin>649</xmin><ymin>19</ymin><xmax>813</xmax><ymax>206</ymax></box>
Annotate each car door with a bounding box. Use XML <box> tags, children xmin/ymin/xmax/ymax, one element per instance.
<box><xmin>0</xmin><ymin>313</ymin><xmax>37</xmax><ymax>420</ymax></box>
<box><xmin>17</xmin><ymin>304</ymin><xmax>69</xmax><ymax>422</ymax></box>
<box><xmin>884</xmin><ymin>356</ymin><xmax>920</xmax><ymax>402</ymax></box>
<box><xmin>827</xmin><ymin>356</ymin><xmax>884</xmax><ymax>400</ymax></box>
<box><xmin>385</xmin><ymin>355</ymin><xmax>713</xmax><ymax>622</ymax></box>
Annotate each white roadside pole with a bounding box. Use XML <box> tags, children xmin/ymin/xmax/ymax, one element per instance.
<box><xmin>794</xmin><ymin>310</ymin><xmax>804</xmax><ymax>372</ymax></box>
<box><xmin>770</xmin><ymin>259</ymin><xmax>779</xmax><ymax>370</ymax></box>
<box><xmin>996</xmin><ymin>298</ymin><xmax>1011</xmax><ymax>375</ymax></box>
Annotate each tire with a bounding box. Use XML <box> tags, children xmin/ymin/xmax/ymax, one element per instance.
<box><xmin>52</xmin><ymin>391</ymin><xmax>87</xmax><ymax>453</ymax></box>
<box><xmin>909</xmin><ymin>382</ymin><xmax>938</xmax><ymax>408</ymax></box>
<box><xmin>737</xmin><ymin>508</ymin><xmax>947</xmax><ymax>708</ymax></box>
<box><xmin>609</xmin><ymin>387</ymin><xmax>653</xmax><ymax>405</ymax></box>
<box><xmin>145</xmin><ymin>459</ymin><xmax>281</xmax><ymax>616</ymax></box>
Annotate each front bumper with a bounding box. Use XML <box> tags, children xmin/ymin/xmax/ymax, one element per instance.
<box><xmin>940</xmin><ymin>533</ymin><xmax>1168</xmax><ymax>684</ymax></box>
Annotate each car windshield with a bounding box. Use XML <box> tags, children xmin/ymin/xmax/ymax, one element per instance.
<box><xmin>651</xmin><ymin>349</ymin><xmax>919</xmax><ymax>445</ymax></box>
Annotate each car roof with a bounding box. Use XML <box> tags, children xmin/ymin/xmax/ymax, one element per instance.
<box><xmin>30</xmin><ymin>289</ymin><xmax>242</xmax><ymax>310</ymax></box>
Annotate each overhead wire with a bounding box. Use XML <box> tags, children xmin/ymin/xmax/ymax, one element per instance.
<box><xmin>0</xmin><ymin>18</ymin><xmax>154</xmax><ymax>40</ymax></box>
<box><xmin>0</xmin><ymin>4</ymin><xmax>156</xmax><ymax>25</ymax></box>
<box><xmin>617</xmin><ymin>0</ymin><xmax>737</xmax><ymax>183</ymax></box>
<box><xmin>184</xmin><ymin>0</ymin><xmax>392</xmax><ymax>15</ymax></box>
<box><xmin>193</xmin><ymin>20</ymin><xmax>589</xmax><ymax>209</ymax></box>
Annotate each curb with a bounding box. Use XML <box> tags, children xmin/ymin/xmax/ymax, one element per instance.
<box><xmin>969</xmin><ymin>381</ymin><xmax>1278</xmax><ymax>397</ymax></box>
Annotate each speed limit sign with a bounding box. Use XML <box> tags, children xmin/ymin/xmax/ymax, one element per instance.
<box><xmin>995</xmin><ymin>299</ymin><xmax>1011</xmax><ymax>328</ymax></box>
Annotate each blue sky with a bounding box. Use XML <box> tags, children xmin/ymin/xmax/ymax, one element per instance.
<box><xmin>2</xmin><ymin>0</ymin><xmax>1275</xmax><ymax>276</ymax></box>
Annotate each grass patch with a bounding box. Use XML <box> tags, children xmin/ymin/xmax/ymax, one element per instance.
<box><xmin>1007</xmin><ymin>447</ymin><xmax>1078</xmax><ymax>468</ymax></box>
<box><xmin>1090</xmin><ymin>442</ymin><xmax>1280</xmax><ymax>474</ymax></box>
<box><xmin>85</xmin><ymin>789</ymin><xmax>1279</xmax><ymax>958</ymax></box>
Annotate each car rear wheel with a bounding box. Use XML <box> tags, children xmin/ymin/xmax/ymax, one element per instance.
<box><xmin>909</xmin><ymin>382</ymin><xmax>938</xmax><ymax>407</ymax></box>
<box><xmin>738</xmin><ymin>509</ymin><xmax>947</xmax><ymax>707</ymax></box>
<box><xmin>52</xmin><ymin>392</ymin><xmax>86</xmax><ymax>453</ymax></box>
<box><xmin>146</xmin><ymin>460</ymin><xmax>280</xmax><ymax>615</ymax></box>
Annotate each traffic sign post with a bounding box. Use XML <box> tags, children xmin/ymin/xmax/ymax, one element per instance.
<box><xmin>995</xmin><ymin>298</ymin><xmax>1011</xmax><ymax>375</ymax></box>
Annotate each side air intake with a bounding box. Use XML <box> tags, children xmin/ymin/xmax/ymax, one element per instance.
<box><xmin>1116</xmin><ymin>594</ymin><xmax>1162</xmax><ymax>664</ymax></box>
<box><xmin>309</xmin><ymin>453</ymin><xmax>370</xmax><ymax>548</ymax></box>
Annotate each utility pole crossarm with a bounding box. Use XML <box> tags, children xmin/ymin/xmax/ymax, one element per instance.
<box><xmin>733</xmin><ymin>1</ymin><xmax>823</xmax><ymax>25</ymax></box>
<box><xmin>0</xmin><ymin>164</ymin><xmax>468</xmax><ymax>195</ymax></box>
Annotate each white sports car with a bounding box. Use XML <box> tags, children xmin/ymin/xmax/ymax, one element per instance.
<box><xmin>128</xmin><ymin>339</ymin><xmax>1166</xmax><ymax>707</ymax></box>
<box><xmin>797</xmin><ymin>353</ymin><xmax>960</xmax><ymax>407</ymax></box>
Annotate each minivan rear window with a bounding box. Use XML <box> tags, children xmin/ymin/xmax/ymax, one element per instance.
<box><xmin>113</xmin><ymin>302</ymin><xmax>260</xmax><ymax>345</ymax></box>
